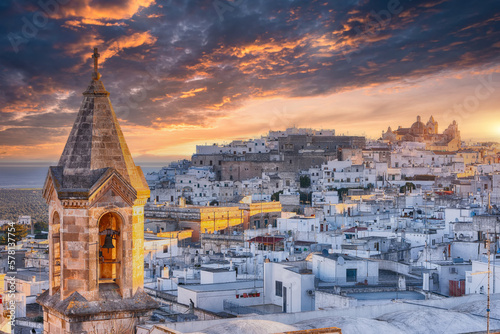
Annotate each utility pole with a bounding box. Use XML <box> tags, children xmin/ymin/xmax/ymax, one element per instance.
<box><xmin>260</xmin><ymin>184</ymin><xmax>263</xmax><ymax>230</ymax></box>
<box><xmin>487</xmin><ymin>232</ymin><xmax>491</xmax><ymax>334</ymax></box>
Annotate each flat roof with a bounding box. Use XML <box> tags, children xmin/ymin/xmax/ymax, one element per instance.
<box><xmin>200</xmin><ymin>267</ymin><xmax>233</xmax><ymax>273</ymax></box>
<box><xmin>11</xmin><ymin>268</ymin><xmax>49</xmax><ymax>281</ymax></box>
<box><xmin>179</xmin><ymin>280</ymin><xmax>263</xmax><ymax>292</ymax></box>
<box><xmin>315</xmin><ymin>252</ymin><xmax>368</xmax><ymax>262</ymax></box>
<box><xmin>285</xmin><ymin>267</ymin><xmax>313</xmax><ymax>275</ymax></box>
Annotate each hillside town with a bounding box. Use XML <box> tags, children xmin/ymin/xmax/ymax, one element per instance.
<box><xmin>2</xmin><ymin>118</ymin><xmax>500</xmax><ymax>333</ymax></box>
<box><xmin>1</xmin><ymin>50</ymin><xmax>500</xmax><ymax>334</ymax></box>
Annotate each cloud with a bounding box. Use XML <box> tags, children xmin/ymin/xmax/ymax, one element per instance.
<box><xmin>179</xmin><ymin>87</ymin><xmax>207</xmax><ymax>99</ymax></box>
<box><xmin>50</xmin><ymin>0</ymin><xmax>156</xmax><ymax>21</ymax></box>
<box><xmin>0</xmin><ymin>0</ymin><xmax>499</xmax><ymax>161</ymax></box>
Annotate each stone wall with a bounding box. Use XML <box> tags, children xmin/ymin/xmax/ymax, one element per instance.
<box><xmin>315</xmin><ymin>290</ymin><xmax>357</xmax><ymax>310</ymax></box>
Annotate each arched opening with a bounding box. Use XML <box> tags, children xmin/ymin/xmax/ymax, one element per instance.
<box><xmin>51</xmin><ymin>212</ymin><xmax>61</xmax><ymax>293</ymax></box>
<box><xmin>98</xmin><ymin>212</ymin><xmax>122</xmax><ymax>287</ymax></box>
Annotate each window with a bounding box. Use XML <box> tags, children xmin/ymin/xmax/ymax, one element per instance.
<box><xmin>163</xmin><ymin>245</ymin><xmax>169</xmax><ymax>253</ymax></box>
<box><xmin>346</xmin><ymin>269</ymin><xmax>357</xmax><ymax>282</ymax></box>
<box><xmin>275</xmin><ymin>281</ymin><xmax>283</xmax><ymax>297</ymax></box>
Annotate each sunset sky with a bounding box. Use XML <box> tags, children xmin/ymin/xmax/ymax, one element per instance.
<box><xmin>0</xmin><ymin>0</ymin><xmax>499</xmax><ymax>165</ymax></box>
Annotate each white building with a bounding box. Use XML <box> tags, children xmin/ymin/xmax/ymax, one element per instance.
<box><xmin>177</xmin><ymin>278</ymin><xmax>264</xmax><ymax>313</ymax></box>
<box><xmin>277</xmin><ymin>216</ymin><xmax>322</xmax><ymax>233</ymax></box>
<box><xmin>18</xmin><ymin>216</ymin><xmax>31</xmax><ymax>226</ymax></box>
<box><xmin>144</xmin><ymin>234</ymin><xmax>179</xmax><ymax>269</ymax></box>
<box><xmin>492</xmin><ymin>173</ymin><xmax>500</xmax><ymax>204</ymax></box>
<box><xmin>196</xmin><ymin>138</ymin><xmax>270</xmax><ymax>155</ymax></box>
<box><xmin>263</xmin><ymin>261</ymin><xmax>315</xmax><ymax>313</ymax></box>
<box><xmin>267</xmin><ymin>128</ymin><xmax>335</xmax><ymax>140</ymax></box>
<box><xmin>466</xmin><ymin>256</ymin><xmax>500</xmax><ymax>295</ymax></box>
<box><xmin>311</xmin><ymin>253</ymin><xmax>378</xmax><ymax>285</ymax></box>
<box><xmin>312</xmin><ymin>191</ymin><xmax>339</xmax><ymax>206</ymax></box>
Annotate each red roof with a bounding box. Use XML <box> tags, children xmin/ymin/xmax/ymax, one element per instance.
<box><xmin>435</xmin><ymin>190</ymin><xmax>454</xmax><ymax>195</ymax></box>
<box><xmin>248</xmin><ymin>236</ymin><xmax>284</xmax><ymax>244</ymax></box>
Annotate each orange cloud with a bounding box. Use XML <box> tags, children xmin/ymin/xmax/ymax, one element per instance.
<box><xmin>100</xmin><ymin>32</ymin><xmax>157</xmax><ymax>64</ymax></box>
<box><xmin>51</xmin><ymin>0</ymin><xmax>155</xmax><ymax>21</ymax></box>
<box><xmin>64</xmin><ymin>18</ymin><xmax>126</xmax><ymax>29</ymax></box>
<box><xmin>208</xmin><ymin>96</ymin><xmax>231</xmax><ymax>110</ymax></box>
<box><xmin>179</xmin><ymin>87</ymin><xmax>207</xmax><ymax>99</ymax></box>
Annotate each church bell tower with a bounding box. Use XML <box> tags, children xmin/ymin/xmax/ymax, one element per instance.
<box><xmin>37</xmin><ymin>48</ymin><xmax>158</xmax><ymax>334</ymax></box>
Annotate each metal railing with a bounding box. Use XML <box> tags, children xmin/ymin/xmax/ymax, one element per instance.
<box><xmin>223</xmin><ymin>300</ymin><xmax>265</xmax><ymax>315</ymax></box>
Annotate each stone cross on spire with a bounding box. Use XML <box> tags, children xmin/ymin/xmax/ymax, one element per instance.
<box><xmin>92</xmin><ymin>47</ymin><xmax>100</xmax><ymax>80</ymax></box>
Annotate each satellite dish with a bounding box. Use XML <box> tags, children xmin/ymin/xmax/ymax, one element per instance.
<box><xmin>338</xmin><ymin>256</ymin><xmax>345</xmax><ymax>265</ymax></box>
<box><xmin>322</xmin><ymin>249</ymin><xmax>329</xmax><ymax>256</ymax></box>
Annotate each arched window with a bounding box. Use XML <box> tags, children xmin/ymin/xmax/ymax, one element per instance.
<box><xmin>98</xmin><ymin>212</ymin><xmax>123</xmax><ymax>288</ymax></box>
<box><xmin>51</xmin><ymin>211</ymin><xmax>61</xmax><ymax>293</ymax></box>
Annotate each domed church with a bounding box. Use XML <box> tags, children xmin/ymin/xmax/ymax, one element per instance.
<box><xmin>381</xmin><ymin>115</ymin><xmax>461</xmax><ymax>151</ymax></box>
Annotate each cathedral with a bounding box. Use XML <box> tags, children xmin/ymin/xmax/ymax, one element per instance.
<box><xmin>382</xmin><ymin>115</ymin><xmax>461</xmax><ymax>151</ymax></box>
<box><xmin>37</xmin><ymin>48</ymin><xmax>158</xmax><ymax>333</ymax></box>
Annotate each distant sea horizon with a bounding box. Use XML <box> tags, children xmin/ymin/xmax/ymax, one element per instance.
<box><xmin>0</xmin><ymin>164</ymin><xmax>162</xmax><ymax>189</ymax></box>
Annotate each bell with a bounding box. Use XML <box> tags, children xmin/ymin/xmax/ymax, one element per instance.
<box><xmin>102</xmin><ymin>235</ymin><xmax>114</xmax><ymax>250</ymax></box>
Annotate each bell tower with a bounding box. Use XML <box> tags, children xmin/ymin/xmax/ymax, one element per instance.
<box><xmin>38</xmin><ymin>48</ymin><xmax>157</xmax><ymax>334</ymax></box>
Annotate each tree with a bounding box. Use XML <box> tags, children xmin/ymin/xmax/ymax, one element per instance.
<box><xmin>0</xmin><ymin>223</ymin><xmax>28</xmax><ymax>245</ymax></box>
<box><xmin>34</xmin><ymin>221</ymin><xmax>48</xmax><ymax>233</ymax></box>
<box><xmin>335</xmin><ymin>188</ymin><xmax>350</xmax><ymax>201</ymax></box>
<box><xmin>299</xmin><ymin>191</ymin><xmax>312</xmax><ymax>204</ymax></box>
<box><xmin>400</xmin><ymin>182</ymin><xmax>416</xmax><ymax>194</ymax></box>
<box><xmin>271</xmin><ymin>191</ymin><xmax>283</xmax><ymax>202</ymax></box>
<box><xmin>299</xmin><ymin>175</ymin><xmax>311</xmax><ymax>188</ymax></box>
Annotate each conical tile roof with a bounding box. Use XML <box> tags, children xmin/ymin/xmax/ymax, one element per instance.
<box><xmin>52</xmin><ymin>48</ymin><xmax>149</xmax><ymax>198</ymax></box>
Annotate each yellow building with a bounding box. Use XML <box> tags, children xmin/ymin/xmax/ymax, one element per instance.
<box><xmin>245</xmin><ymin>201</ymin><xmax>283</xmax><ymax>229</ymax></box>
<box><xmin>199</xmin><ymin>206</ymin><xmax>246</xmax><ymax>234</ymax></box>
